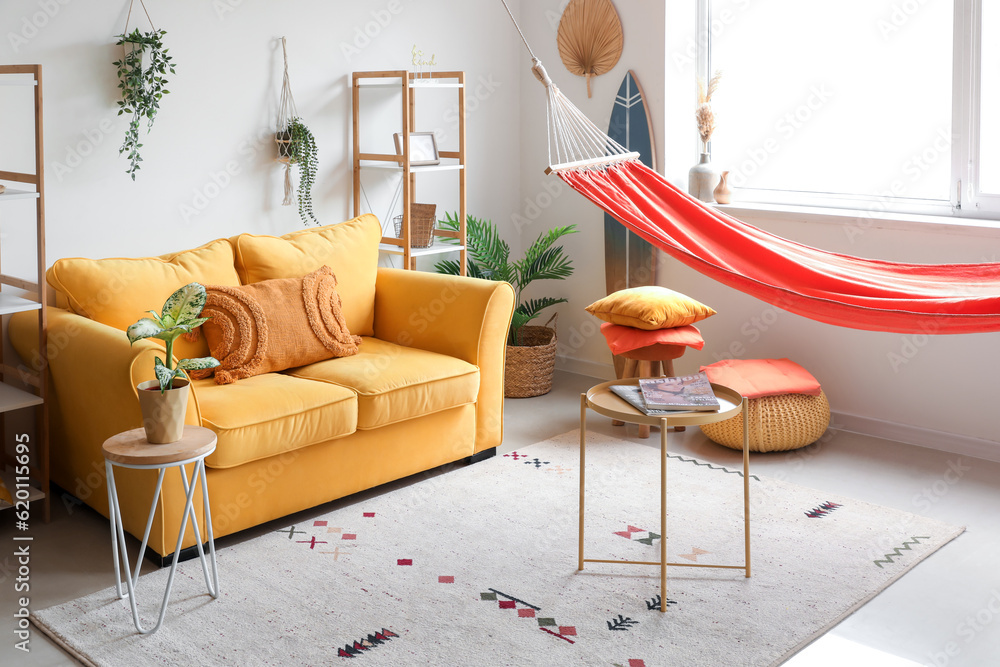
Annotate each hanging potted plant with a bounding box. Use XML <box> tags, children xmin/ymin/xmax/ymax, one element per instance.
<box><xmin>113</xmin><ymin>24</ymin><xmax>175</xmax><ymax>180</ymax></box>
<box><xmin>276</xmin><ymin>116</ymin><xmax>319</xmax><ymax>225</ymax></box>
<box><xmin>126</xmin><ymin>283</ymin><xmax>220</xmax><ymax>444</ymax></box>
<box><xmin>275</xmin><ymin>37</ymin><xmax>319</xmax><ymax>226</ymax></box>
<box><xmin>435</xmin><ymin>212</ymin><xmax>578</xmax><ymax>397</ymax></box>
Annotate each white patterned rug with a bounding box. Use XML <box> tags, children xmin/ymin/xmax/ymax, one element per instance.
<box><xmin>33</xmin><ymin>430</ymin><xmax>962</xmax><ymax>666</ymax></box>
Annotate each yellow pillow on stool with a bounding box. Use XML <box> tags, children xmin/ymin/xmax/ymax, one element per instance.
<box><xmin>586</xmin><ymin>286</ymin><xmax>716</xmax><ymax>330</ymax></box>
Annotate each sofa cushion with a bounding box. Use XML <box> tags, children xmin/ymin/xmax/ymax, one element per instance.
<box><xmin>195</xmin><ymin>373</ymin><xmax>358</xmax><ymax>468</ymax></box>
<box><xmin>46</xmin><ymin>238</ymin><xmax>241</xmax><ymax>361</ymax></box>
<box><xmin>197</xmin><ymin>266</ymin><xmax>361</xmax><ymax>384</ymax></box>
<box><xmin>232</xmin><ymin>214</ymin><xmax>381</xmax><ymax>336</ymax></box>
<box><xmin>286</xmin><ymin>337</ymin><xmax>480</xmax><ymax>430</ymax></box>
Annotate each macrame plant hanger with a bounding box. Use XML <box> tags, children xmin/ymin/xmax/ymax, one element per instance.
<box><xmin>123</xmin><ymin>0</ymin><xmax>156</xmax><ymax>35</ymax></box>
<box><xmin>276</xmin><ymin>36</ymin><xmax>298</xmax><ymax>206</ymax></box>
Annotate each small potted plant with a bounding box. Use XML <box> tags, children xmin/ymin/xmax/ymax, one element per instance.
<box><xmin>435</xmin><ymin>212</ymin><xmax>578</xmax><ymax>397</ymax></box>
<box><xmin>126</xmin><ymin>283</ymin><xmax>219</xmax><ymax>444</ymax></box>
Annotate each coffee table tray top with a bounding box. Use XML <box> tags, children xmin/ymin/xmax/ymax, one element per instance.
<box><xmin>585</xmin><ymin>378</ymin><xmax>744</xmax><ymax>427</ymax></box>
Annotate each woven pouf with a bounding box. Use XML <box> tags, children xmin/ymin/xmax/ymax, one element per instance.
<box><xmin>701</xmin><ymin>390</ymin><xmax>831</xmax><ymax>452</ymax></box>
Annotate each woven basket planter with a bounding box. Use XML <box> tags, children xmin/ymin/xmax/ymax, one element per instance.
<box><xmin>700</xmin><ymin>390</ymin><xmax>830</xmax><ymax>452</ymax></box>
<box><xmin>505</xmin><ymin>315</ymin><xmax>557</xmax><ymax>398</ymax></box>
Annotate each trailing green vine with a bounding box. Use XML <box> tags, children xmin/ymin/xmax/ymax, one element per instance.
<box><xmin>283</xmin><ymin>117</ymin><xmax>319</xmax><ymax>225</ymax></box>
<box><xmin>113</xmin><ymin>28</ymin><xmax>174</xmax><ymax>180</ymax></box>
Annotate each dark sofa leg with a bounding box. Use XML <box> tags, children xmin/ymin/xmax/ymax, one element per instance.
<box><xmin>466</xmin><ymin>447</ymin><xmax>496</xmax><ymax>464</ymax></box>
<box><xmin>148</xmin><ymin>543</ymin><xmax>210</xmax><ymax>568</ymax></box>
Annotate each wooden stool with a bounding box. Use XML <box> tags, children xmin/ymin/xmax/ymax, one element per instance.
<box><xmin>613</xmin><ymin>343</ymin><xmax>688</xmax><ymax>438</ymax></box>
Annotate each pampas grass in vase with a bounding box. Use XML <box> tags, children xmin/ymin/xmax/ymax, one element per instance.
<box><xmin>689</xmin><ymin>70</ymin><xmax>722</xmax><ymax>202</ymax></box>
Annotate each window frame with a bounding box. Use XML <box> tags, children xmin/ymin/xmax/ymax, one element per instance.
<box><xmin>698</xmin><ymin>0</ymin><xmax>1000</xmax><ymax>222</ymax></box>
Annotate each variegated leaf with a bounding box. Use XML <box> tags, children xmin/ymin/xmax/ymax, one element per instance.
<box><xmin>177</xmin><ymin>356</ymin><xmax>220</xmax><ymax>371</ymax></box>
<box><xmin>127</xmin><ymin>318</ymin><xmax>164</xmax><ymax>344</ymax></box>
<box><xmin>154</xmin><ymin>357</ymin><xmax>179</xmax><ymax>392</ymax></box>
<box><xmin>161</xmin><ymin>282</ymin><xmax>207</xmax><ymax>324</ymax></box>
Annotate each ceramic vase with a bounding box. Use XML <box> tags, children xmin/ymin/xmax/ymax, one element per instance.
<box><xmin>714</xmin><ymin>170</ymin><xmax>732</xmax><ymax>204</ymax></box>
<box><xmin>136</xmin><ymin>378</ymin><xmax>190</xmax><ymax>444</ymax></box>
<box><xmin>688</xmin><ymin>152</ymin><xmax>718</xmax><ymax>203</ymax></box>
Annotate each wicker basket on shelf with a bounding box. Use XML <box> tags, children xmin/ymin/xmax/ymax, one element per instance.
<box><xmin>505</xmin><ymin>314</ymin><xmax>558</xmax><ymax>398</ymax></box>
<box><xmin>393</xmin><ymin>203</ymin><xmax>437</xmax><ymax>249</ymax></box>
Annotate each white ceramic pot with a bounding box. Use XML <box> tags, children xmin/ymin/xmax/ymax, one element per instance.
<box><xmin>688</xmin><ymin>152</ymin><xmax>719</xmax><ymax>203</ymax></box>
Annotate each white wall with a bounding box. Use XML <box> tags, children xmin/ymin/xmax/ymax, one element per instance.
<box><xmin>517</xmin><ymin>1</ymin><xmax>1000</xmax><ymax>457</ymax></box>
<box><xmin>1</xmin><ymin>0</ymin><xmax>522</xmax><ymax>275</ymax></box>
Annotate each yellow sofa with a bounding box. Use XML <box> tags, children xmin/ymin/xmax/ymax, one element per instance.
<box><xmin>10</xmin><ymin>214</ymin><xmax>515</xmax><ymax>562</ymax></box>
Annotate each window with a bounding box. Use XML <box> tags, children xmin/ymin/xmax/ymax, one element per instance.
<box><xmin>699</xmin><ymin>0</ymin><xmax>999</xmax><ymax>220</ymax></box>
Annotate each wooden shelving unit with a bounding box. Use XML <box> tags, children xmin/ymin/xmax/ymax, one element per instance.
<box><xmin>352</xmin><ymin>70</ymin><xmax>467</xmax><ymax>275</ymax></box>
<box><xmin>0</xmin><ymin>64</ymin><xmax>49</xmax><ymax>522</ymax></box>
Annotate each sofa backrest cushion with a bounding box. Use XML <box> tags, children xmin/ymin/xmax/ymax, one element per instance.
<box><xmin>46</xmin><ymin>238</ymin><xmax>241</xmax><ymax>361</ymax></box>
<box><xmin>231</xmin><ymin>214</ymin><xmax>381</xmax><ymax>336</ymax></box>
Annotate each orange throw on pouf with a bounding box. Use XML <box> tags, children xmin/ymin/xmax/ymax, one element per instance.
<box><xmin>699</xmin><ymin>358</ymin><xmax>822</xmax><ymax>398</ymax></box>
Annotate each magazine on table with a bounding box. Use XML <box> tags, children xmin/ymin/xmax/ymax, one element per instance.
<box><xmin>637</xmin><ymin>372</ymin><xmax>720</xmax><ymax>411</ymax></box>
<box><xmin>609</xmin><ymin>384</ymin><xmax>680</xmax><ymax>416</ymax></box>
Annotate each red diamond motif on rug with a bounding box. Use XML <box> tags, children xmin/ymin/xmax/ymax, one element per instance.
<box><xmin>438</xmin><ymin>576</ymin><xmax>454</xmax><ymax>583</ymax></box>
<box><xmin>313</xmin><ymin>520</ymin><xmax>327</xmax><ymax>527</ymax></box>
<box><xmin>364</xmin><ymin>512</ymin><xmax>375</xmax><ymax>517</ymax></box>
<box><xmin>614</xmin><ymin>525</ymin><xmax>645</xmax><ymax>539</ymax></box>
<box><xmin>397</xmin><ymin>559</ymin><xmax>413</xmax><ymax>566</ymax></box>
<box><xmin>518</xmin><ymin>609</ymin><xmax>535</xmax><ymax>618</ymax></box>
<box><xmin>342</xmin><ymin>534</ymin><xmax>356</xmax><ymax>540</ymax></box>
<box><xmin>499</xmin><ymin>600</ymin><xmax>516</xmax><ymax>609</ymax></box>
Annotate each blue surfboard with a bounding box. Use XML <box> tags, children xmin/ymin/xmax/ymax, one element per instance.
<box><xmin>605</xmin><ymin>71</ymin><xmax>658</xmax><ymax>376</ymax></box>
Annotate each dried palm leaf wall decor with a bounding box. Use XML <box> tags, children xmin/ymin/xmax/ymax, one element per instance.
<box><xmin>557</xmin><ymin>0</ymin><xmax>624</xmax><ymax>98</ymax></box>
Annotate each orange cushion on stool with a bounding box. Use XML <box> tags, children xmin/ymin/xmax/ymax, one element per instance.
<box><xmin>600</xmin><ymin>322</ymin><xmax>705</xmax><ymax>357</ymax></box>
<box><xmin>699</xmin><ymin>358</ymin><xmax>822</xmax><ymax>399</ymax></box>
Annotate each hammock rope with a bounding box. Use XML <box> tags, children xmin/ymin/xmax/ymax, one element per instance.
<box><xmin>499</xmin><ymin>0</ymin><xmax>1000</xmax><ymax>335</ymax></box>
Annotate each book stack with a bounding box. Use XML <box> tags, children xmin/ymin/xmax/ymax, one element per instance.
<box><xmin>610</xmin><ymin>372</ymin><xmax>720</xmax><ymax>416</ymax></box>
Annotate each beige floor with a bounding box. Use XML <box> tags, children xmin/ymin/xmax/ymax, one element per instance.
<box><xmin>2</xmin><ymin>369</ymin><xmax>998</xmax><ymax>666</ymax></box>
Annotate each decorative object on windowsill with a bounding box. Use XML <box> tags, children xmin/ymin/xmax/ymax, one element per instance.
<box><xmin>275</xmin><ymin>37</ymin><xmax>319</xmax><ymax>226</ymax></box>
<box><xmin>557</xmin><ymin>0</ymin><xmax>623</xmax><ymax>98</ymax></box>
<box><xmin>434</xmin><ymin>212</ymin><xmax>578</xmax><ymax>397</ymax></box>
<box><xmin>0</xmin><ymin>185</ymin><xmax>5</xmax><ymax>194</ymax></box>
<box><xmin>714</xmin><ymin>170</ymin><xmax>732</xmax><ymax>204</ymax></box>
<box><xmin>392</xmin><ymin>203</ymin><xmax>437</xmax><ymax>248</ymax></box>
<box><xmin>126</xmin><ymin>283</ymin><xmax>220</xmax><ymax>444</ymax></box>
<box><xmin>113</xmin><ymin>0</ymin><xmax>175</xmax><ymax>180</ymax></box>
<box><xmin>688</xmin><ymin>70</ymin><xmax>722</xmax><ymax>202</ymax></box>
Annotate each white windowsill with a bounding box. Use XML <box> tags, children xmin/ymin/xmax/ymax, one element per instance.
<box><xmin>714</xmin><ymin>201</ymin><xmax>1000</xmax><ymax>238</ymax></box>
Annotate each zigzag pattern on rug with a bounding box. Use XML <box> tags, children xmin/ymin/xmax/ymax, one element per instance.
<box><xmin>667</xmin><ymin>453</ymin><xmax>761</xmax><ymax>481</ymax></box>
<box><xmin>805</xmin><ymin>501</ymin><xmax>843</xmax><ymax>518</ymax></box>
<box><xmin>873</xmin><ymin>536</ymin><xmax>932</xmax><ymax>568</ymax></box>
<box><xmin>336</xmin><ymin>628</ymin><xmax>398</xmax><ymax>658</ymax></box>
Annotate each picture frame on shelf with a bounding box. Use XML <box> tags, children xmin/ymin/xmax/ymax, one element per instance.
<box><xmin>394</xmin><ymin>131</ymin><xmax>440</xmax><ymax>166</ymax></box>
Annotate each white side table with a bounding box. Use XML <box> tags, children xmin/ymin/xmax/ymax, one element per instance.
<box><xmin>102</xmin><ymin>425</ymin><xmax>220</xmax><ymax>635</ymax></box>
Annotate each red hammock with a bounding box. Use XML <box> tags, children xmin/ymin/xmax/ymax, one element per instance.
<box><xmin>559</xmin><ymin>160</ymin><xmax>1000</xmax><ymax>335</ymax></box>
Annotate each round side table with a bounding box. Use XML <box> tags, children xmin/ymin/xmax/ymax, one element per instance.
<box><xmin>103</xmin><ymin>425</ymin><xmax>220</xmax><ymax>635</ymax></box>
<box><xmin>579</xmin><ymin>378</ymin><xmax>751</xmax><ymax>613</ymax></box>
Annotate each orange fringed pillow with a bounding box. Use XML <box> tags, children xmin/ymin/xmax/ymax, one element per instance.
<box><xmin>192</xmin><ymin>266</ymin><xmax>361</xmax><ymax>384</ymax></box>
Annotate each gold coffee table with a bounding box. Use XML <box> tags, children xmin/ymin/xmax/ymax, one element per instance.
<box><xmin>579</xmin><ymin>378</ymin><xmax>751</xmax><ymax>612</ymax></box>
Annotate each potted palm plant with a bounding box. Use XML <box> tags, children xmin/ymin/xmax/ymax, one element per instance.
<box><xmin>435</xmin><ymin>212</ymin><xmax>578</xmax><ymax>397</ymax></box>
<box><xmin>126</xmin><ymin>283</ymin><xmax>220</xmax><ymax>443</ymax></box>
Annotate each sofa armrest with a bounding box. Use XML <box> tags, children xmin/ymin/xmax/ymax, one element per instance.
<box><xmin>373</xmin><ymin>268</ymin><xmax>515</xmax><ymax>453</ymax></box>
<box><xmin>9</xmin><ymin>308</ymin><xmax>202</xmax><ymax>493</ymax></box>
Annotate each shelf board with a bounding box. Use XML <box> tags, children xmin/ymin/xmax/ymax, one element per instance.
<box><xmin>0</xmin><ymin>80</ymin><xmax>38</xmax><ymax>87</ymax></box>
<box><xmin>0</xmin><ymin>382</ymin><xmax>43</xmax><ymax>413</ymax></box>
<box><xmin>360</xmin><ymin>162</ymin><xmax>464</xmax><ymax>173</ymax></box>
<box><xmin>357</xmin><ymin>80</ymin><xmax>463</xmax><ymax>89</ymax></box>
<box><xmin>0</xmin><ymin>293</ymin><xmax>41</xmax><ymax>315</ymax></box>
<box><xmin>0</xmin><ymin>188</ymin><xmax>40</xmax><ymax>201</ymax></box>
<box><xmin>379</xmin><ymin>241</ymin><xmax>466</xmax><ymax>257</ymax></box>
